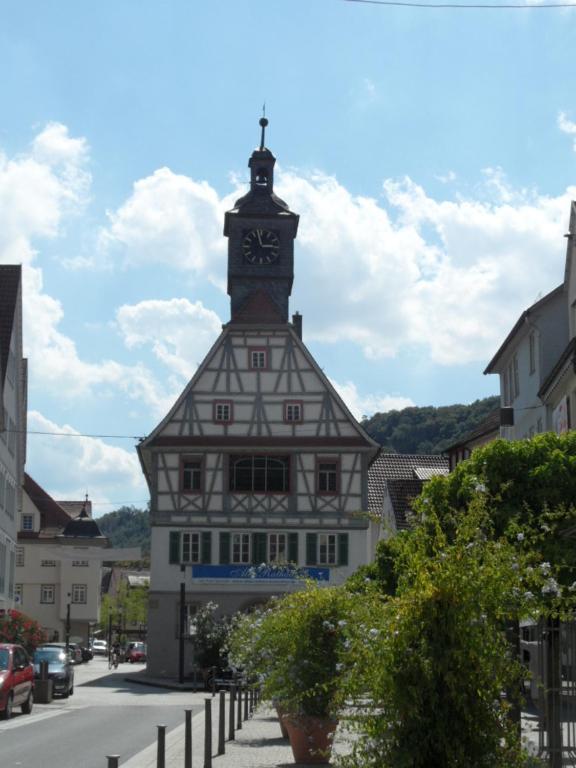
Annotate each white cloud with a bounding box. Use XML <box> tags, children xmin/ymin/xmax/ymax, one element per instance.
<box><xmin>331</xmin><ymin>379</ymin><xmax>414</xmax><ymax>421</ymax></box>
<box><xmin>26</xmin><ymin>411</ymin><xmax>148</xmax><ymax>516</ymax></box>
<box><xmin>98</xmin><ymin>167</ymin><xmax>228</xmax><ymax>284</ymax></box>
<box><xmin>116</xmin><ymin>298</ymin><xmax>223</xmax><ymax>380</ymax></box>
<box><xmin>559</xmin><ymin>111</ymin><xmax>576</xmax><ymax>151</ymax></box>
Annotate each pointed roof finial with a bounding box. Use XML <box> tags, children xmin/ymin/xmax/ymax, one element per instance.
<box><xmin>259</xmin><ymin>104</ymin><xmax>268</xmax><ymax>151</ymax></box>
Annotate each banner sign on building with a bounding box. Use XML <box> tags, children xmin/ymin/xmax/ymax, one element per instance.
<box><xmin>191</xmin><ymin>564</ymin><xmax>330</xmax><ymax>582</ymax></box>
<box><xmin>553</xmin><ymin>396</ymin><xmax>570</xmax><ymax>435</ymax></box>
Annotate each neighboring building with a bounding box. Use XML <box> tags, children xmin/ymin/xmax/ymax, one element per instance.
<box><xmin>484</xmin><ymin>285</ymin><xmax>567</xmax><ymax>440</ymax></box>
<box><xmin>139</xmin><ymin>122</ymin><xmax>379</xmax><ymax>678</ymax></box>
<box><xmin>485</xmin><ymin>200</ymin><xmax>576</xmax><ymax>439</ymax></box>
<box><xmin>0</xmin><ymin>266</ymin><xmax>26</xmax><ymax>612</ymax></box>
<box><xmin>444</xmin><ymin>408</ymin><xmax>501</xmax><ymax>471</ymax></box>
<box><xmin>101</xmin><ymin>567</ymin><xmax>149</xmax><ymax>640</ymax></box>
<box><xmin>538</xmin><ymin>202</ymin><xmax>576</xmax><ymax>434</ymax></box>
<box><xmin>16</xmin><ymin>474</ymin><xmax>140</xmax><ymax>644</ymax></box>
<box><xmin>368</xmin><ymin>453</ymin><xmax>449</xmax><ymax>536</ymax></box>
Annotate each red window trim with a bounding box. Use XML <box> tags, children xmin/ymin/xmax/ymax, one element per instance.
<box><xmin>283</xmin><ymin>400</ymin><xmax>304</xmax><ymax>424</ymax></box>
<box><xmin>248</xmin><ymin>347</ymin><xmax>269</xmax><ymax>370</ymax></box>
<box><xmin>180</xmin><ymin>454</ymin><xmax>203</xmax><ymax>495</ymax></box>
<box><xmin>316</xmin><ymin>456</ymin><xmax>340</xmax><ymax>496</ymax></box>
<box><xmin>213</xmin><ymin>399</ymin><xmax>234</xmax><ymax>425</ymax></box>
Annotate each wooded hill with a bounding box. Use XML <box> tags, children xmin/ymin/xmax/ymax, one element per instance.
<box><xmin>361</xmin><ymin>395</ymin><xmax>500</xmax><ymax>455</ymax></box>
<box><xmin>97</xmin><ymin>505</ymin><xmax>150</xmax><ymax>558</ymax></box>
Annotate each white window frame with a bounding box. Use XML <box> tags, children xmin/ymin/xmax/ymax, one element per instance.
<box><xmin>214</xmin><ymin>401</ymin><xmax>232</xmax><ymax>423</ymax></box>
<box><xmin>71</xmin><ymin>584</ymin><xmax>87</xmax><ymax>604</ymax></box>
<box><xmin>15</xmin><ymin>546</ymin><xmax>24</xmax><ymax>567</ymax></box>
<box><xmin>318</xmin><ymin>533</ymin><xmax>337</xmax><ymax>565</ymax></box>
<box><xmin>268</xmin><ymin>533</ymin><xmax>287</xmax><ymax>563</ymax></box>
<box><xmin>40</xmin><ymin>584</ymin><xmax>55</xmax><ymax>604</ymax></box>
<box><xmin>250</xmin><ymin>350</ymin><xmax>267</xmax><ymax>370</ymax></box>
<box><xmin>21</xmin><ymin>514</ymin><xmax>34</xmax><ymax>532</ymax></box>
<box><xmin>181</xmin><ymin>532</ymin><xmax>201</xmax><ymax>564</ymax></box>
<box><xmin>232</xmin><ymin>533</ymin><xmax>250</xmax><ymax>564</ymax></box>
<box><xmin>284</xmin><ymin>402</ymin><xmax>302</xmax><ymax>423</ymax></box>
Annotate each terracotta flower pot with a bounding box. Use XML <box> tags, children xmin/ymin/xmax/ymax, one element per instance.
<box><xmin>275</xmin><ymin>704</ymin><xmax>289</xmax><ymax>739</ymax></box>
<box><xmin>282</xmin><ymin>714</ymin><xmax>338</xmax><ymax>764</ymax></box>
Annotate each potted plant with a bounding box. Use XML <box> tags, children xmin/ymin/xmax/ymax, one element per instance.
<box><xmin>228</xmin><ymin>585</ymin><xmax>352</xmax><ymax>764</ymax></box>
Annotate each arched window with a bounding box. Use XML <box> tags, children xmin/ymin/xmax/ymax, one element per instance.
<box><xmin>229</xmin><ymin>455</ymin><xmax>290</xmax><ymax>493</ymax></box>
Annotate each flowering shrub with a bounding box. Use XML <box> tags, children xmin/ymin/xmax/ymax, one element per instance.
<box><xmin>338</xmin><ymin>503</ymin><xmax>546</xmax><ymax>768</ymax></box>
<box><xmin>0</xmin><ymin>609</ymin><xmax>46</xmax><ymax>653</ymax></box>
<box><xmin>191</xmin><ymin>601</ymin><xmax>231</xmax><ymax>669</ymax></box>
<box><xmin>228</xmin><ymin>585</ymin><xmax>355</xmax><ymax>718</ymax></box>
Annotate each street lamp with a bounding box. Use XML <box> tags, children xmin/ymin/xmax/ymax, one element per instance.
<box><xmin>178</xmin><ymin>564</ymin><xmax>186</xmax><ymax>684</ymax></box>
<box><xmin>65</xmin><ymin>592</ymin><xmax>71</xmax><ymax>654</ymax></box>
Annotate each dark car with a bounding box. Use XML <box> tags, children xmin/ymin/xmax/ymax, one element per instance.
<box><xmin>33</xmin><ymin>646</ymin><xmax>74</xmax><ymax>698</ymax></box>
<box><xmin>0</xmin><ymin>643</ymin><xmax>34</xmax><ymax>719</ymax></box>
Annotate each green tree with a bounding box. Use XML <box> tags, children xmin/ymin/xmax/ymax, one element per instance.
<box><xmin>100</xmin><ymin>581</ymin><xmax>148</xmax><ymax>639</ymax></box>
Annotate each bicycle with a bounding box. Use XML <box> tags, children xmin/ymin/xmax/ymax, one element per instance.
<box><xmin>108</xmin><ymin>650</ymin><xmax>119</xmax><ymax>670</ymax></box>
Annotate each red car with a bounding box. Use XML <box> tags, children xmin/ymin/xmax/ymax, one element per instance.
<box><xmin>0</xmin><ymin>643</ymin><xmax>34</xmax><ymax>719</ymax></box>
<box><xmin>125</xmin><ymin>642</ymin><xmax>147</xmax><ymax>663</ymax></box>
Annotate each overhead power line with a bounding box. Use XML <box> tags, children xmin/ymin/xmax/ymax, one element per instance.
<box><xmin>345</xmin><ymin>0</ymin><xmax>576</xmax><ymax>8</ymax></box>
<box><xmin>5</xmin><ymin>429</ymin><xmax>145</xmax><ymax>441</ymax></box>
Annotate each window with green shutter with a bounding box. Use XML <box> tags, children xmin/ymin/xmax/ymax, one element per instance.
<box><xmin>252</xmin><ymin>532</ymin><xmax>267</xmax><ymax>564</ymax></box>
<box><xmin>169</xmin><ymin>531</ymin><xmax>180</xmax><ymax>564</ymax></box>
<box><xmin>201</xmin><ymin>531</ymin><xmax>212</xmax><ymax>564</ymax></box>
<box><xmin>219</xmin><ymin>532</ymin><xmax>231</xmax><ymax>564</ymax></box>
<box><xmin>338</xmin><ymin>533</ymin><xmax>349</xmax><ymax>566</ymax></box>
<box><xmin>306</xmin><ymin>533</ymin><xmax>318</xmax><ymax>566</ymax></box>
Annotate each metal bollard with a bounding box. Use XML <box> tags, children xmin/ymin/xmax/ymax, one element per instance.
<box><xmin>218</xmin><ymin>690</ymin><xmax>226</xmax><ymax>755</ymax></box>
<box><xmin>204</xmin><ymin>697</ymin><xmax>212</xmax><ymax>768</ymax></box>
<box><xmin>157</xmin><ymin>724</ymin><xmax>166</xmax><ymax>768</ymax></box>
<box><xmin>106</xmin><ymin>757</ymin><xmax>120</xmax><ymax>768</ymax></box>
<box><xmin>244</xmin><ymin>685</ymin><xmax>249</xmax><ymax>720</ymax></box>
<box><xmin>228</xmin><ymin>685</ymin><xmax>236</xmax><ymax>741</ymax></box>
<box><xmin>236</xmin><ymin>685</ymin><xmax>242</xmax><ymax>730</ymax></box>
<box><xmin>184</xmin><ymin>708</ymin><xmax>192</xmax><ymax>768</ymax></box>
<box><xmin>249</xmin><ymin>687</ymin><xmax>254</xmax><ymax>716</ymax></box>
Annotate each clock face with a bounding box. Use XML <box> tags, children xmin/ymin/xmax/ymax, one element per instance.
<box><xmin>242</xmin><ymin>229</ymin><xmax>280</xmax><ymax>265</ymax></box>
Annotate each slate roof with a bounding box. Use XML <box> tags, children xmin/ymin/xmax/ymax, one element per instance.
<box><xmin>387</xmin><ymin>478</ymin><xmax>425</xmax><ymax>530</ymax></box>
<box><xmin>24</xmin><ymin>473</ymin><xmax>71</xmax><ymax>531</ymax></box>
<box><xmin>368</xmin><ymin>452</ymin><xmax>449</xmax><ymax>515</ymax></box>
<box><xmin>0</xmin><ymin>265</ymin><xmax>21</xmax><ymax>386</ymax></box>
<box><xmin>61</xmin><ymin>504</ymin><xmax>105</xmax><ymax>539</ymax></box>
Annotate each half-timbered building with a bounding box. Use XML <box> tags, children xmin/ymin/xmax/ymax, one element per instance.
<box><xmin>139</xmin><ymin>121</ymin><xmax>379</xmax><ymax>678</ymax></box>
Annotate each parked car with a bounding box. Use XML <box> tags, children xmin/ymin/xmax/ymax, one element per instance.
<box><xmin>33</xmin><ymin>645</ymin><xmax>74</xmax><ymax>698</ymax></box>
<box><xmin>125</xmin><ymin>642</ymin><xmax>146</xmax><ymax>663</ymax></box>
<box><xmin>38</xmin><ymin>642</ymin><xmax>81</xmax><ymax>665</ymax></box>
<box><xmin>0</xmin><ymin>643</ymin><xmax>34</xmax><ymax>719</ymax></box>
<box><xmin>91</xmin><ymin>639</ymin><xmax>107</xmax><ymax>656</ymax></box>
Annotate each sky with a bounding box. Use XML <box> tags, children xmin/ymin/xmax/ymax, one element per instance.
<box><xmin>1</xmin><ymin>0</ymin><xmax>576</xmax><ymax>514</ymax></box>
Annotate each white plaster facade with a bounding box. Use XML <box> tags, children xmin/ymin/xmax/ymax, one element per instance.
<box><xmin>0</xmin><ymin>266</ymin><xmax>26</xmax><ymax>612</ymax></box>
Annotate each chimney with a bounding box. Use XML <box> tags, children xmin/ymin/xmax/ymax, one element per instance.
<box><xmin>292</xmin><ymin>312</ymin><xmax>302</xmax><ymax>340</ymax></box>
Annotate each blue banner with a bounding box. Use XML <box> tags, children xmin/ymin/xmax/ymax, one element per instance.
<box><xmin>191</xmin><ymin>564</ymin><xmax>329</xmax><ymax>582</ymax></box>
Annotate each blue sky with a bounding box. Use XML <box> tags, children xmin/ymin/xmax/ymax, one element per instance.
<box><xmin>1</xmin><ymin>0</ymin><xmax>576</xmax><ymax>513</ymax></box>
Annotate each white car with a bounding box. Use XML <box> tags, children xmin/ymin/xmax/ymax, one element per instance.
<box><xmin>91</xmin><ymin>640</ymin><xmax>108</xmax><ymax>656</ymax></box>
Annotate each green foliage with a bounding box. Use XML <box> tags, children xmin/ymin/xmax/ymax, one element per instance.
<box><xmin>100</xmin><ymin>581</ymin><xmax>148</xmax><ymax>638</ymax></box>
<box><xmin>362</xmin><ymin>395</ymin><xmax>499</xmax><ymax>454</ymax></box>
<box><xmin>418</xmin><ymin>433</ymin><xmax>576</xmax><ymax>586</ymax></box>
<box><xmin>228</xmin><ymin>585</ymin><xmax>354</xmax><ymax>718</ymax></box>
<box><xmin>339</xmin><ymin>504</ymin><xmax>541</xmax><ymax>768</ymax></box>
<box><xmin>0</xmin><ymin>609</ymin><xmax>46</xmax><ymax>653</ymax></box>
<box><xmin>97</xmin><ymin>506</ymin><xmax>150</xmax><ymax>562</ymax></box>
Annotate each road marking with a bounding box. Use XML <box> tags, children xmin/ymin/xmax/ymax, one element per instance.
<box><xmin>0</xmin><ymin>707</ymin><xmax>80</xmax><ymax>731</ymax></box>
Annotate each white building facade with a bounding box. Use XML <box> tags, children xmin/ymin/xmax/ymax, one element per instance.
<box><xmin>0</xmin><ymin>266</ymin><xmax>26</xmax><ymax>612</ymax></box>
<box><xmin>139</xmin><ymin>125</ymin><xmax>379</xmax><ymax>678</ymax></box>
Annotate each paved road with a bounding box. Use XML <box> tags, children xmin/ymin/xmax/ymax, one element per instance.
<box><xmin>0</xmin><ymin>657</ymin><xmax>204</xmax><ymax>768</ymax></box>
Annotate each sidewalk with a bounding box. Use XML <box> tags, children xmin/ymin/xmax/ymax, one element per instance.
<box><xmin>121</xmin><ymin>702</ymin><xmax>351</xmax><ymax>768</ymax></box>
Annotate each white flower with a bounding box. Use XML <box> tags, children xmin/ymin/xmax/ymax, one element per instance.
<box><xmin>369</xmin><ymin>628</ymin><xmax>379</xmax><ymax>638</ymax></box>
<box><xmin>523</xmin><ymin>591</ymin><xmax>534</xmax><ymax>601</ymax></box>
<box><xmin>475</xmin><ymin>483</ymin><xmax>487</xmax><ymax>493</ymax></box>
<box><xmin>338</xmin><ymin>620</ymin><xmax>347</xmax><ymax>628</ymax></box>
<box><xmin>540</xmin><ymin>562</ymin><xmax>551</xmax><ymax>574</ymax></box>
<box><xmin>335</xmin><ymin>663</ymin><xmax>343</xmax><ymax>672</ymax></box>
<box><xmin>516</xmin><ymin>532</ymin><xmax>525</xmax><ymax>542</ymax></box>
<box><xmin>569</xmin><ymin>582</ymin><xmax>576</xmax><ymax>592</ymax></box>
<box><xmin>542</xmin><ymin>577</ymin><xmax>560</xmax><ymax>597</ymax></box>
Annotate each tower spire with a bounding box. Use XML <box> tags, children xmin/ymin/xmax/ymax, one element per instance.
<box><xmin>259</xmin><ymin>113</ymin><xmax>268</xmax><ymax>151</ymax></box>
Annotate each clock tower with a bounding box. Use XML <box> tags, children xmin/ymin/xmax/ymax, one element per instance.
<box><xmin>224</xmin><ymin>118</ymin><xmax>299</xmax><ymax>323</ymax></box>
